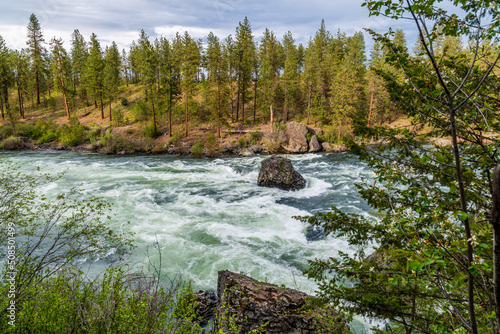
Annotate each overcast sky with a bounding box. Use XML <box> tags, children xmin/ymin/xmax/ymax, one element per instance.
<box><xmin>0</xmin><ymin>0</ymin><xmax>418</xmax><ymax>54</ymax></box>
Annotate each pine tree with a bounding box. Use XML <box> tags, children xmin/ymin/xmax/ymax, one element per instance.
<box><xmin>206</xmin><ymin>32</ymin><xmax>229</xmax><ymax>138</ymax></box>
<box><xmin>180</xmin><ymin>32</ymin><xmax>201</xmax><ymax>137</ymax></box>
<box><xmin>104</xmin><ymin>42</ymin><xmax>121</xmax><ymax>122</ymax></box>
<box><xmin>224</xmin><ymin>35</ymin><xmax>237</xmax><ymax>123</ymax></box>
<box><xmin>137</xmin><ymin>30</ymin><xmax>159</xmax><ymax>136</ymax></box>
<box><xmin>13</xmin><ymin>50</ymin><xmax>30</xmax><ymax>119</ymax></box>
<box><xmin>281</xmin><ymin>31</ymin><xmax>300</xmax><ymax>124</ymax></box>
<box><xmin>0</xmin><ymin>36</ymin><xmax>13</xmax><ymax>120</ymax></box>
<box><xmin>258</xmin><ymin>28</ymin><xmax>281</xmax><ymax>124</ymax></box>
<box><xmin>50</xmin><ymin>37</ymin><xmax>72</xmax><ymax>119</ymax></box>
<box><xmin>235</xmin><ymin>17</ymin><xmax>255</xmax><ymax>122</ymax></box>
<box><xmin>70</xmin><ymin>29</ymin><xmax>88</xmax><ymax>105</ymax></box>
<box><xmin>85</xmin><ymin>33</ymin><xmax>105</xmax><ymax>118</ymax></box>
<box><xmin>26</xmin><ymin>14</ymin><xmax>45</xmax><ymax>106</ymax></box>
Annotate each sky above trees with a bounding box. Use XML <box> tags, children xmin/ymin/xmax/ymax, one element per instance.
<box><xmin>0</xmin><ymin>0</ymin><xmax>417</xmax><ymax>51</ymax></box>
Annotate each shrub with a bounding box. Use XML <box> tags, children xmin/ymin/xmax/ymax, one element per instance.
<box><xmin>143</xmin><ymin>120</ymin><xmax>157</xmax><ymax>138</ymax></box>
<box><xmin>237</xmin><ymin>136</ymin><xmax>247</xmax><ymax>148</ymax></box>
<box><xmin>205</xmin><ymin>134</ymin><xmax>219</xmax><ymax>157</ymax></box>
<box><xmin>133</xmin><ymin>100</ymin><xmax>150</xmax><ymax>121</ymax></box>
<box><xmin>120</xmin><ymin>97</ymin><xmax>129</xmax><ymax>106</ymax></box>
<box><xmin>167</xmin><ymin>133</ymin><xmax>181</xmax><ymax>146</ymax></box>
<box><xmin>0</xmin><ymin>136</ymin><xmax>25</xmax><ymax>150</ymax></box>
<box><xmin>16</xmin><ymin>123</ymin><xmax>35</xmax><ymax>137</ymax></box>
<box><xmin>112</xmin><ymin>108</ymin><xmax>125</xmax><ymax>127</ymax></box>
<box><xmin>191</xmin><ymin>141</ymin><xmax>205</xmax><ymax>157</ymax></box>
<box><xmin>0</xmin><ymin>125</ymin><xmax>14</xmax><ymax>140</ymax></box>
<box><xmin>248</xmin><ymin>131</ymin><xmax>261</xmax><ymax>145</ymax></box>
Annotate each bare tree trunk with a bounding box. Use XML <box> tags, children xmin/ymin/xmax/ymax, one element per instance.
<box><xmin>307</xmin><ymin>86</ymin><xmax>311</xmax><ymax>125</ymax></box>
<box><xmin>367</xmin><ymin>80</ymin><xmax>375</xmax><ymax>128</ymax></box>
<box><xmin>492</xmin><ymin>165</ymin><xmax>500</xmax><ymax>331</ymax></box>
<box><xmin>152</xmin><ymin>101</ymin><xmax>157</xmax><ymax>137</ymax></box>
<box><xmin>270</xmin><ymin>105</ymin><xmax>273</xmax><ymax>133</ymax></box>
<box><xmin>185</xmin><ymin>94</ymin><xmax>189</xmax><ymax>137</ymax></box>
<box><xmin>17</xmin><ymin>85</ymin><xmax>24</xmax><ymax>119</ymax></box>
<box><xmin>63</xmin><ymin>93</ymin><xmax>70</xmax><ymax>119</ymax></box>
<box><xmin>100</xmin><ymin>98</ymin><xmax>104</xmax><ymax>119</ymax></box>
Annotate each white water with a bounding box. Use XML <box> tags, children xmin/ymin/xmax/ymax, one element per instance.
<box><xmin>1</xmin><ymin>151</ymin><xmax>376</xmax><ymax>332</ymax></box>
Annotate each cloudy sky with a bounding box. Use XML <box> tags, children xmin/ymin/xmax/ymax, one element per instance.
<box><xmin>0</xmin><ymin>0</ymin><xmax>418</xmax><ymax>53</ymax></box>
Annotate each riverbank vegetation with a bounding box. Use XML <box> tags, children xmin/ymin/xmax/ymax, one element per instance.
<box><xmin>2</xmin><ymin>0</ymin><xmax>500</xmax><ymax>333</ymax></box>
<box><xmin>0</xmin><ymin>14</ymin><xmax>409</xmax><ymax>155</ymax></box>
<box><xmin>300</xmin><ymin>1</ymin><xmax>500</xmax><ymax>333</ymax></box>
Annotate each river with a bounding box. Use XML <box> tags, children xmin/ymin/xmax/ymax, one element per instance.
<box><xmin>1</xmin><ymin>150</ymin><xmax>378</xmax><ymax>332</ymax></box>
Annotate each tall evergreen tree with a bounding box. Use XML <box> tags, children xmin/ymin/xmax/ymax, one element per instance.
<box><xmin>85</xmin><ymin>33</ymin><xmax>105</xmax><ymax>118</ymax></box>
<box><xmin>70</xmin><ymin>29</ymin><xmax>88</xmax><ymax>105</ymax></box>
<box><xmin>180</xmin><ymin>32</ymin><xmax>201</xmax><ymax>137</ymax></box>
<box><xmin>13</xmin><ymin>50</ymin><xmax>30</xmax><ymax>119</ymax></box>
<box><xmin>104</xmin><ymin>42</ymin><xmax>121</xmax><ymax>122</ymax></box>
<box><xmin>0</xmin><ymin>36</ymin><xmax>13</xmax><ymax>120</ymax></box>
<box><xmin>258</xmin><ymin>28</ymin><xmax>281</xmax><ymax>124</ymax></box>
<box><xmin>26</xmin><ymin>14</ymin><xmax>45</xmax><ymax>106</ymax></box>
<box><xmin>281</xmin><ymin>31</ymin><xmax>300</xmax><ymax>124</ymax></box>
<box><xmin>206</xmin><ymin>32</ymin><xmax>229</xmax><ymax>138</ymax></box>
<box><xmin>235</xmin><ymin>17</ymin><xmax>255</xmax><ymax>122</ymax></box>
<box><xmin>50</xmin><ymin>37</ymin><xmax>72</xmax><ymax>119</ymax></box>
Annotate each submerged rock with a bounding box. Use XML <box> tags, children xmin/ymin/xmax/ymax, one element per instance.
<box><xmin>217</xmin><ymin>270</ymin><xmax>350</xmax><ymax>333</ymax></box>
<box><xmin>257</xmin><ymin>156</ymin><xmax>306</xmax><ymax>191</ymax></box>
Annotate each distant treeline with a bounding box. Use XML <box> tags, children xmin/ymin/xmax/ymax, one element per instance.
<box><xmin>0</xmin><ymin>14</ymin><xmax>470</xmax><ymax>138</ymax></box>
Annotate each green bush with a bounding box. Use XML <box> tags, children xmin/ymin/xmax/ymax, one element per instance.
<box><xmin>248</xmin><ymin>131</ymin><xmax>261</xmax><ymax>145</ymax></box>
<box><xmin>16</xmin><ymin>123</ymin><xmax>35</xmax><ymax>137</ymax></box>
<box><xmin>0</xmin><ymin>136</ymin><xmax>25</xmax><ymax>150</ymax></box>
<box><xmin>143</xmin><ymin>120</ymin><xmax>157</xmax><ymax>138</ymax></box>
<box><xmin>133</xmin><ymin>100</ymin><xmax>150</xmax><ymax>121</ymax></box>
<box><xmin>237</xmin><ymin>136</ymin><xmax>247</xmax><ymax>148</ymax></box>
<box><xmin>167</xmin><ymin>133</ymin><xmax>181</xmax><ymax>146</ymax></box>
<box><xmin>191</xmin><ymin>141</ymin><xmax>205</xmax><ymax>157</ymax></box>
<box><xmin>205</xmin><ymin>134</ymin><xmax>219</xmax><ymax>157</ymax></box>
<box><xmin>0</xmin><ymin>125</ymin><xmax>14</xmax><ymax>140</ymax></box>
<box><xmin>120</xmin><ymin>97</ymin><xmax>129</xmax><ymax>106</ymax></box>
<box><xmin>112</xmin><ymin>108</ymin><xmax>125</xmax><ymax>127</ymax></box>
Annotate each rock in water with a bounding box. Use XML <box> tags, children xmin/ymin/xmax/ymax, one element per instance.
<box><xmin>257</xmin><ymin>156</ymin><xmax>306</xmax><ymax>191</ymax></box>
<box><xmin>281</xmin><ymin>121</ymin><xmax>309</xmax><ymax>153</ymax></box>
<box><xmin>308</xmin><ymin>135</ymin><xmax>321</xmax><ymax>153</ymax></box>
<box><xmin>217</xmin><ymin>271</ymin><xmax>350</xmax><ymax>333</ymax></box>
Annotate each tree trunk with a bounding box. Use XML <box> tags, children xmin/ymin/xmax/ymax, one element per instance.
<box><xmin>367</xmin><ymin>81</ymin><xmax>375</xmax><ymax>128</ymax></box>
<box><xmin>17</xmin><ymin>85</ymin><xmax>24</xmax><ymax>119</ymax></box>
<box><xmin>270</xmin><ymin>105</ymin><xmax>273</xmax><ymax>133</ymax></box>
<box><xmin>0</xmin><ymin>95</ymin><xmax>4</xmax><ymax>119</ymax></box>
<box><xmin>307</xmin><ymin>86</ymin><xmax>311</xmax><ymax>125</ymax></box>
<box><xmin>100</xmin><ymin>98</ymin><xmax>104</xmax><ymax>119</ymax></box>
<box><xmin>109</xmin><ymin>98</ymin><xmax>112</xmax><ymax>122</ymax></box>
<box><xmin>35</xmin><ymin>65</ymin><xmax>40</xmax><ymax>105</ymax></box>
<box><xmin>230</xmin><ymin>81</ymin><xmax>234</xmax><ymax>123</ymax></box>
<box><xmin>185</xmin><ymin>94</ymin><xmax>189</xmax><ymax>137</ymax></box>
<box><xmin>152</xmin><ymin>101</ymin><xmax>157</xmax><ymax>137</ymax></box>
<box><xmin>168</xmin><ymin>88</ymin><xmax>172</xmax><ymax>137</ymax></box>
<box><xmin>63</xmin><ymin>92</ymin><xmax>70</xmax><ymax>119</ymax></box>
<box><xmin>492</xmin><ymin>165</ymin><xmax>500</xmax><ymax>331</ymax></box>
<box><xmin>283</xmin><ymin>92</ymin><xmax>288</xmax><ymax>125</ymax></box>
<box><xmin>450</xmin><ymin>105</ymin><xmax>478</xmax><ymax>334</ymax></box>
<box><xmin>217</xmin><ymin>81</ymin><xmax>221</xmax><ymax>138</ymax></box>
<box><xmin>253</xmin><ymin>80</ymin><xmax>257</xmax><ymax>123</ymax></box>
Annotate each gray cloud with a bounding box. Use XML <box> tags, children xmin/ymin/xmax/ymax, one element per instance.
<box><xmin>0</xmin><ymin>0</ymin><xmax>417</xmax><ymax>53</ymax></box>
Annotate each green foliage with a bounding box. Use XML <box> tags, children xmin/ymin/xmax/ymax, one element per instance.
<box><xmin>237</xmin><ymin>136</ymin><xmax>247</xmax><ymax>148</ymax></box>
<box><xmin>190</xmin><ymin>140</ymin><xmax>205</xmax><ymax>157</ymax></box>
<box><xmin>47</xmin><ymin>96</ymin><xmax>57</xmax><ymax>112</ymax></box>
<box><xmin>303</xmin><ymin>1</ymin><xmax>500</xmax><ymax>333</ymax></box>
<box><xmin>112</xmin><ymin>108</ymin><xmax>125</xmax><ymax>127</ymax></box>
<box><xmin>0</xmin><ymin>136</ymin><xmax>25</xmax><ymax>150</ymax></box>
<box><xmin>143</xmin><ymin>120</ymin><xmax>157</xmax><ymax>138</ymax></box>
<box><xmin>58</xmin><ymin>118</ymin><xmax>88</xmax><ymax>147</ymax></box>
<box><xmin>120</xmin><ymin>97</ymin><xmax>128</xmax><ymax>106</ymax></box>
<box><xmin>204</xmin><ymin>134</ymin><xmax>219</xmax><ymax>157</ymax></box>
<box><xmin>134</xmin><ymin>100</ymin><xmax>150</xmax><ymax>121</ymax></box>
<box><xmin>0</xmin><ymin>125</ymin><xmax>14</xmax><ymax>140</ymax></box>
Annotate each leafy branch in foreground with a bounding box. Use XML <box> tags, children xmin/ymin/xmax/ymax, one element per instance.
<box><xmin>300</xmin><ymin>1</ymin><xmax>500</xmax><ymax>333</ymax></box>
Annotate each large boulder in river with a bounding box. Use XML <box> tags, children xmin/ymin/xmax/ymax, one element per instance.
<box><xmin>281</xmin><ymin>122</ymin><xmax>309</xmax><ymax>153</ymax></box>
<box><xmin>217</xmin><ymin>270</ymin><xmax>350</xmax><ymax>333</ymax></box>
<box><xmin>257</xmin><ymin>156</ymin><xmax>306</xmax><ymax>191</ymax></box>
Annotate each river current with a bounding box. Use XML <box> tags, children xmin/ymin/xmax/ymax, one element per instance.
<box><xmin>1</xmin><ymin>150</ymin><xmax>377</xmax><ymax>332</ymax></box>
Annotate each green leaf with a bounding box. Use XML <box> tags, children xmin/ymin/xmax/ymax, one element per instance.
<box><xmin>449</xmin><ymin>185</ymin><xmax>456</xmax><ymax>193</ymax></box>
<box><xmin>458</xmin><ymin>211</ymin><xmax>468</xmax><ymax>221</ymax></box>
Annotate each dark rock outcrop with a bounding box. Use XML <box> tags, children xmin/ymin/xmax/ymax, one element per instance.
<box><xmin>217</xmin><ymin>271</ymin><xmax>350</xmax><ymax>333</ymax></box>
<box><xmin>194</xmin><ymin>289</ymin><xmax>218</xmax><ymax>327</ymax></box>
<box><xmin>308</xmin><ymin>135</ymin><xmax>321</xmax><ymax>153</ymax></box>
<box><xmin>257</xmin><ymin>156</ymin><xmax>306</xmax><ymax>191</ymax></box>
<box><xmin>281</xmin><ymin>122</ymin><xmax>309</xmax><ymax>153</ymax></box>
